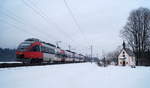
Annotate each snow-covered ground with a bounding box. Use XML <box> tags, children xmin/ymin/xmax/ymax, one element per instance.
<box><xmin>0</xmin><ymin>63</ymin><xmax>150</xmax><ymax>88</ymax></box>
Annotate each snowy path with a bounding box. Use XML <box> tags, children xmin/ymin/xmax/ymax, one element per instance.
<box><xmin>0</xmin><ymin>63</ymin><xmax>150</xmax><ymax>88</ymax></box>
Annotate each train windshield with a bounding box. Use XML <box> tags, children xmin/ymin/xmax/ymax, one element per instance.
<box><xmin>17</xmin><ymin>42</ymin><xmax>32</xmax><ymax>51</ymax></box>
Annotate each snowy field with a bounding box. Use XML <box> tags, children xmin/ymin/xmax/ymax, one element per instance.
<box><xmin>0</xmin><ymin>63</ymin><xmax>150</xmax><ymax>88</ymax></box>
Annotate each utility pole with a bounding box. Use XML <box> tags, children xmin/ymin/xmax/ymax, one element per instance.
<box><xmin>102</xmin><ymin>49</ymin><xmax>106</xmax><ymax>67</ymax></box>
<box><xmin>56</xmin><ymin>41</ymin><xmax>61</xmax><ymax>48</ymax></box>
<box><xmin>68</xmin><ymin>45</ymin><xmax>76</xmax><ymax>51</ymax></box>
<box><xmin>104</xmin><ymin>57</ymin><xmax>106</xmax><ymax>67</ymax></box>
<box><xmin>90</xmin><ymin>45</ymin><xmax>93</xmax><ymax>63</ymax></box>
<box><xmin>68</xmin><ymin>45</ymin><xmax>71</xmax><ymax>51</ymax></box>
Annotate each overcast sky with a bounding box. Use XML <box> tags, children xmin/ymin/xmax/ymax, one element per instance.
<box><xmin>0</xmin><ymin>0</ymin><xmax>150</xmax><ymax>57</ymax></box>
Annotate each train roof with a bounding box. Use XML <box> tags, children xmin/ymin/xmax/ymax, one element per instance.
<box><xmin>25</xmin><ymin>38</ymin><xmax>40</xmax><ymax>42</ymax></box>
<box><xmin>25</xmin><ymin>38</ymin><xmax>56</xmax><ymax>47</ymax></box>
<box><xmin>43</xmin><ymin>42</ymin><xmax>56</xmax><ymax>47</ymax></box>
<box><xmin>66</xmin><ymin>50</ymin><xmax>71</xmax><ymax>52</ymax></box>
<box><xmin>66</xmin><ymin>50</ymin><xmax>76</xmax><ymax>53</ymax></box>
<box><xmin>79</xmin><ymin>54</ymin><xmax>84</xmax><ymax>56</ymax></box>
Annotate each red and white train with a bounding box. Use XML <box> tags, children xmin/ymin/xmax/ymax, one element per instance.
<box><xmin>16</xmin><ymin>38</ymin><xmax>86</xmax><ymax>63</ymax></box>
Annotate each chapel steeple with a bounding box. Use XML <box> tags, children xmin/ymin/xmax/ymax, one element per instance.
<box><xmin>123</xmin><ymin>41</ymin><xmax>126</xmax><ymax>49</ymax></box>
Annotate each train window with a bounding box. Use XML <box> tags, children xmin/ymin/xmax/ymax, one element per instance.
<box><xmin>41</xmin><ymin>46</ymin><xmax>46</xmax><ymax>53</ymax></box>
<box><xmin>41</xmin><ymin>46</ymin><xmax>55</xmax><ymax>54</ymax></box>
<box><xmin>17</xmin><ymin>42</ymin><xmax>31</xmax><ymax>51</ymax></box>
<box><xmin>45</xmin><ymin>47</ymin><xmax>49</xmax><ymax>53</ymax></box>
<box><xmin>31</xmin><ymin>45</ymin><xmax>40</xmax><ymax>52</ymax></box>
<box><xmin>49</xmin><ymin>48</ymin><xmax>55</xmax><ymax>54</ymax></box>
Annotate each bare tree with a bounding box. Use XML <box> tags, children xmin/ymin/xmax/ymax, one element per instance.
<box><xmin>120</xmin><ymin>7</ymin><xmax>150</xmax><ymax>65</ymax></box>
<box><xmin>106</xmin><ymin>45</ymin><xmax>122</xmax><ymax>64</ymax></box>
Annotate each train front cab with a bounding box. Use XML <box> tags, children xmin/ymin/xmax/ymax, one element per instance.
<box><xmin>16</xmin><ymin>42</ymin><xmax>43</xmax><ymax>63</ymax></box>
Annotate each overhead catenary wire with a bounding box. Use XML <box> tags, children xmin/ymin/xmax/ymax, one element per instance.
<box><xmin>63</xmin><ymin>0</ymin><xmax>89</xmax><ymax>44</ymax></box>
<box><xmin>22</xmin><ymin>0</ymin><xmax>75</xmax><ymax>43</ymax></box>
<box><xmin>0</xmin><ymin>0</ymin><xmax>90</xmax><ymax>56</ymax></box>
<box><xmin>21</xmin><ymin>0</ymin><xmax>84</xmax><ymax>52</ymax></box>
<box><xmin>0</xmin><ymin>18</ymin><xmax>45</xmax><ymax>47</ymax></box>
<box><xmin>0</xmin><ymin>11</ymin><xmax>56</xmax><ymax>44</ymax></box>
<box><xmin>63</xmin><ymin>0</ymin><xmax>92</xmax><ymax>54</ymax></box>
<box><xmin>0</xmin><ymin>8</ymin><xmax>58</xmax><ymax>42</ymax></box>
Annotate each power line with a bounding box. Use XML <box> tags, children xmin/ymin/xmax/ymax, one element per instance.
<box><xmin>22</xmin><ymin>0</ymin><xmax>74</xmax><ymax>43</ymax></box>
<box><xmin>63</xmin><ymin>0</ymin><xmax>91</xmax><ymax>54</ymax></box>
<box><xmin>1</xmin><ymin>9</ymin><xmax>58</xmax><ymax>41</ymax></box>
<box><xmin>0</xmin><ymin>18</ymin><xmax>45</xmax><ymax>48</ymax></box>
<box><xmin>0</xmin><ymin>9</ymin><xmax>86</xmax><ymax>55</ymax></box>
<box><xmin>1</xmin><ymin>0</ymin><xmax>89</xmax><ymax>54</ymax></box>
<box><xmin>22</xmin><ymin>0</ymin><xmax>84</xmax><ymax>52</ymax></box>
<box><xmin>63</xmin><ymin>0</ymin><xmax>89</xmax><ymax>43</ymax></box>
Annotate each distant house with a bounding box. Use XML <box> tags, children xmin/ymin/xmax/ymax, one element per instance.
<box><xmin>118</xmin><ymin>42</ymin><xmax>136</xmax><ymax>66</ymax></box>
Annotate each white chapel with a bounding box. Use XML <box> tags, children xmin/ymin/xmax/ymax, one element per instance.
<box><xmin>118</xmin><ymin>42</ymin><xmax>136</xmax><ymax>66</ymax></box>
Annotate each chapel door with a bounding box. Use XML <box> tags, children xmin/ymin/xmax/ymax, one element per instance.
<box><xmin>123</xmin><ymin>61</ymin><xmax>125</xmax><ymax>66</ymax></box>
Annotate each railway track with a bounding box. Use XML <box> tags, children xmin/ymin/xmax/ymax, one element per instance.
<box><xmin>0</xmin><ymin>62</ymin><xmax>85</xmax><ymax>68</ymax></box>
